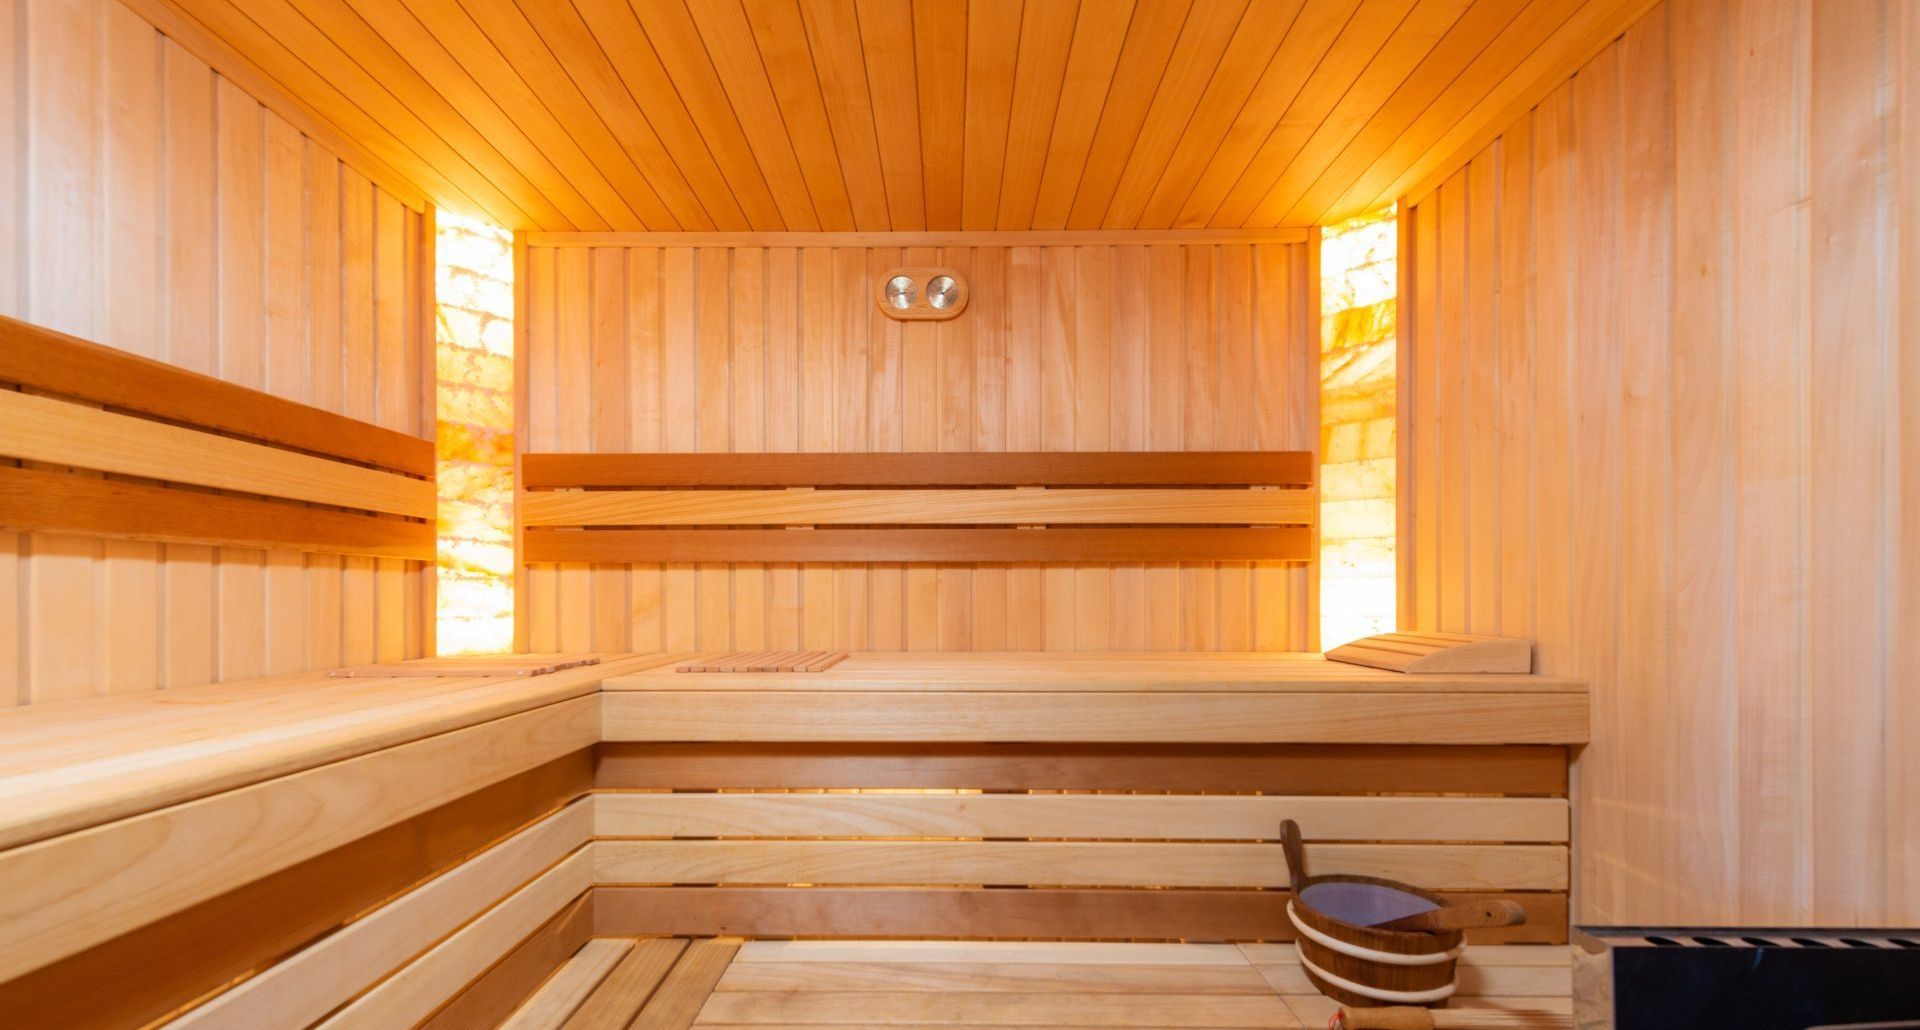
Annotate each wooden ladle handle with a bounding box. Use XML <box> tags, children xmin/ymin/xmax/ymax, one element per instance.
<box><xmin>1373</xmin><ymin>898</ymin><xmax>1527</xmax><ymax>933</ymax></box>
<box><xmin>1279</xmin><ymin>819</ymin><xmax>1307</xmax><ymax>895</ymax></box>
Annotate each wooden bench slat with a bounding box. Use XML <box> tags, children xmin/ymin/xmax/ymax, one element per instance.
<box><xmin>593</xmin><ymin>887</ymin><xmax>1568</xmax><ymax>945</ymax></box>
<box><xmin>522</xmin><ymin>452</ymin><xmax>1313</xmax><ymax>488</ymax></box>
<box><xmin>526</xmin><ymin>527</ymin><xmax>1312</xmax><ymax>563</ymax></box>
<box><xmin>590</xmin><ymin>840</ymin><xmax>1568</xmax><ymax>891</ymax></box>
<box><xmin>521</xmin><ymin>487</ymin><xmax>1312</xmax><ymax>527</ymax></box>
<box><xmin>0</xmin><ymin>389</ymin><xmax>434</xmax><ymax>517</ymax></box>
<box><xmin>591</xmin><ymin>793</ymin><xmax>1570</xmax><ymax>843</ymax></box>
<box><xmin>0</xmin><ymin>315</ymin><xmax>432</xmax><ymax>476</ymax></box>
<box><xmin>599</xmin><ymin>690</ymin><xmax>1591</xmax><ymax>744</ymax></box>
<box><xmin>0</xmin><ymin>465</ymin><xmax>434</xmax><ymax>559</ymax></box>
<box><xmin>592</xmin><ymin>742</ymin><xmax>1571</xmax><ymax>796</ymax></box>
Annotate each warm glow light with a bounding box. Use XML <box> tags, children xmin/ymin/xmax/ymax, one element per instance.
<box><xmin>1319</xmin><ymin>209</ymin><xmax>1398</xmax><ymax>649</ymax></box>
<box><xmin>434</xmin><ymin>211</ymin><xmax>515</xmax><ymax>655</ymax></box>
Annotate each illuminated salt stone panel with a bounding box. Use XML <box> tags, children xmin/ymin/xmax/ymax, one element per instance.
<box><xmin>1319</xmin><ymin>210</ymin><xmax>1398</xmax><ymax>648</ymax></box>
<box><xmin>434</xmin><ymin>211</ymin><xmax>515</xmax><ymax>654</ymax></box>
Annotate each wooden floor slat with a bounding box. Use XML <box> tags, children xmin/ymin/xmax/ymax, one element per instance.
<box><xmin>501</xmin><ymin>938</ymin><xmax>633</xmax><ymax>1029</ymax></box>
<box><xmin>563</xmin><ymin>939</ymin><xmax>690</xmax><ymax>1029</ymax></box>
<box><xmin>689</xmin><ymin>990</ymin><xmax>1300</xmax><ymax>1027</ymax></box>
<box><xmin>714</xmin><ymin>960</ymin><xmax>1275</xmax><ymax>994</ymax></box>
<box><xmin>572</xmin><ymin>937</ymin><xmax>1570</xmax><ymax>1030</ymax></box>
<box><xmin>631</xmin><ymin>937</ymin><xmax>741</xmax><ymax>1030</ymax></box>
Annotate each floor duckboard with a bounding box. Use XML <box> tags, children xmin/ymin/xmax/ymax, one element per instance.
<box><xmin>541</xmin><ymin>938</ymin><xmax>1574</xmax><ymax>1029</ymax></box>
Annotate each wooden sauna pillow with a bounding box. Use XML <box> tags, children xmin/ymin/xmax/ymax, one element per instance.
<box><xmin>1325</xmin><ymin>632</ymin><xmax>1532</xmax><ymax>674</ymax></box>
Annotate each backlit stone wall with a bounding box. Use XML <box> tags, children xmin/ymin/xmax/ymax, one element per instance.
<box><xmin>1319</xmin><ymin>211</ymin><xmax>1397</xmax><ymax>648</ymax></box>
<box><xmin>434</xmin><ymin>212</ymin><xmax>515</xmax><ymax>654</ymax></box>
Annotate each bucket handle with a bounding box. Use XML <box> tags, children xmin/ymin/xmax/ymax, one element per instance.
<box><xmin>1280</xmin><ymin>819</ymin><xmax>1307</xmax><ymax>895</ymax></box>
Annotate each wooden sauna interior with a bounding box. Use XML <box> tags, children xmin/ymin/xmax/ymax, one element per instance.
<box><xmin>0</xmin><ymin>0</ymin><xmax>1913</xmax><ymax>1027</ymax></box>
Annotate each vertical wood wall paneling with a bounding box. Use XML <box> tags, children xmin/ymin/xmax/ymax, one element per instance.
<box><xmin>1399</xmin><ymin>0</ymin><xmax>1915</xmax><ymax>926</ymax></box>
<box><xmin>522</xmin><ymin>241</ymin><xmax>1318</xmax><ymax>653</ymax></box>
<box><xmin>0</xmin><ymin>0</ymin><xmax>431</xmax><ymax>707</ymax></box>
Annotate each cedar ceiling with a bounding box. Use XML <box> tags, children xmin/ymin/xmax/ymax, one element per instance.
<box><xmin>154</xmin><ymin>0</ymin><xmax>1654</xmax><ymax>232</ymax></box>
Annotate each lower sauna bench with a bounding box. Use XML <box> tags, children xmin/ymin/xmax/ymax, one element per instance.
<box><xmin>0</xmin><ymin>651</ymin><xmax>1585</xmax><ymax>1028</ymax></box>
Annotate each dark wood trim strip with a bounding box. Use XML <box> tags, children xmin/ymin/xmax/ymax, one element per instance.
<box><xmin>0</xmin><ymin>753</ymin><xmax>593</xmax><ymax>1030</ymax></box>
<box><xmin>419</xmin><ymin>893</ymin><xmax>597</xmax><ymax>1030</ymax></box>
<box><xmin>522</xmin><ymin>451</ymin><xmax>1314</xmax><ymax>489</ymax></box>
<box><xmin>592</xmin><ymin>887</ymin><xmax>1567</xmax><ymax>945</ymax></box>
<box><xmin>526</xmin><ymin>527</ymin><xmax>1312</xmax><ymax>564</ymax></box>
<box><xmin>594</xmin><ymin>743</ymin><xmax>1569</xmax><ymax>796</ymax></box>
<box><xmin>0</xmin><ymin>315</ymin><xmax>433</xmax><ymax>476</ymax></box>
<box><xmin>0</xmin><ymin>465</ymin><xmax>435</xmax><ymax>560</ymax></box>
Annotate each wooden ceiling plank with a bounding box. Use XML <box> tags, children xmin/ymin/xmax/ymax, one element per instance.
<box><xmin>163</xmin><ymin>0</ymin><xmax>525</xmax><ymax>226</ymax></box>
<box><xmin>297</xmin><ymin>0</ymin><xmax>614</xmax><ymax>232</ymax></box>
<box><xmin>444</xmin><ymin>0</ymin><xmax>702</xmax><ymax>230</ymax></box>
<box><xmin>993</xmin><ymin>0</ymin><xmax>1079</xmax><ymax>230</ymax></box>
<box><xmin>688</xmin><ymin>0</ymin><xmax>836</xmax><ymax>232</ymax></box>
<box><xmin>1061</xmin><ymin>0</ymin><xmax>1218</xmax><ymax>229</ymax></box>
<box><xmin>1240</xmin><ymin>0</ymin><xmax>1478</xmax><ymax>228</ymax></box>
<box><xmin>1132</xmin><ymin>0</ymin><xmax>1311</xmax><ymax>229</ymax></box>
<box><xmin>911</xmin><ymin>0</ymin><xmax>967</xmax><ymax>231</ymax></box>
<box><xmin>1318</xmin><ymin>0</ymin><xmax>1593</xmax><ymax>222</ymax></box>
<box><xmin>229</xmin><ymin>0</ymin><xmax>568</xmax><ymax>229</ymax></box>
<box><xmin>1160</xmin><ymin>0</ymin><xmax>1363</xmax><ymax>229</ymax></box>
<box><xmin>385</xmin><ymin>0</ymin><xmax>672</xmax><ymax>229</ymax></box>
<box><xmin>1093</xmin><ymin>0</ymin><xmax>1251</xmax><ymax>228</ymax></box>
<box><xmin>1378</xmin><ymin>0</ymin><xmax>1660</xmax><ymax>213</ymax></box>
<box><xmin>513</xmin><ymin>0</ymin><xmax>749</xmax><ymax>230</ymax></box>
<box><xmin>741</xmin><ymin>0</ymin><xmax>860</xmax><ymax>231</ymax></box>
<box><xmin>1204</xmin><ymin>0</ymin><xmax>1421</xmax><ymax>228</ymax></box>
<box><xmin>126</xmin><ymin>0</ymin><xmax>433</xmax><ymax>212</ymax></box>
<box><xmin>856</xmin><ymin>0</ymin><xmax>926</xmax><ymax>230</ymax></box>
<box><xmin>1284</xmin><ymin>0</ymin><xmax>1562</xmax><ymax>226</ymax></box>
<box><xmin>958</xmin><ymin>0</ymin><xmax>1020</xmax><ymax>230</ymax></box>
<box><xmin>1026</xmin><ymin>0</ymin><xmax>1135</xmax><ymax>231</ymax></box>
<box><xmin>643</xmin><ymin>0</ymin><xmax>813</xmax><ymax>230</ymax></box>
<box><xmin>798</xmin><ymin>0</ymin><xmax>892</xmax><ymax>231</ymax></box>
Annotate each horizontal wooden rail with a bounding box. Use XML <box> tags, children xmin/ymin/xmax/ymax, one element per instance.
<box><xmin>0</xmin><ymin>466</ymin><xmax>434</xmax><ymax>560</ymax></box>
<box><xmin>525</xmin><ymin>527</ymin><xmax>1310</xmax><ymax>563</ymax></box>
<box><xmin>591</xmin><ymin>742</ymin><xmax>1571</xmax><ymax>795</ymax></box>
<box><xmin>520</xmin><ymin>450</ymin><xmax>1314</xmax><ymax>565</ymax></box>
<box><xmin>522</xmin><ymin>488</ymin><xmax>1311</xmax><ymax>527</ymax></box>
<box><xmin>0</xmin><ymin>389</ymin><xmax>434</xmax><ymax>517</ymax></box>
<box><xmin>0</xmin><ymin>318</ymin><xmax>435</xmax><ymax>557</ymax></box>
<box><xmin>523</xmin><ymin>452</ymin><xmax>1313</xmax><ymax>489</ymax></box>
<box><xmin>0</xmin><ymin>315</ymin><xmax>432</xmax><ymax>476</ymax></box>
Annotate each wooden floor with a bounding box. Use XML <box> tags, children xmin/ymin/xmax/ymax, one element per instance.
<box><xmin>507</xmin><ymin>938</ymin><xmax>1575</xmax><ymax>1029</ymax></box>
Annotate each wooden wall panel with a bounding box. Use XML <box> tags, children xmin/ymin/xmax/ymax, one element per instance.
<box><xmin>0</xmin><ymin>0</ymin><xmax>432</xmax><ymax>707</ymax></box>
<box><xmin>520</xmin><ymin>241</ymin><xmax>1317</xmax><ymax>653</ymax></box>
<box><xmin>1399</xmin><ymin>0</ymin><xmax>1920</xmax><ymax>926</ymax></box>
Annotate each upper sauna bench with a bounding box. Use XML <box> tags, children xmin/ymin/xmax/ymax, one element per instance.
<box><xmin>600</xmin><ymin>650</ymin><xmax>1588</xmax><ymax>745</ymax></box>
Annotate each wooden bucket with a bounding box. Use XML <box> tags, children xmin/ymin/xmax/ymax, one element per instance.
<box><xmin>1281</xmin><ymin>820</ymin><xmax>1464</xmax><ymax>1008</ymax></box>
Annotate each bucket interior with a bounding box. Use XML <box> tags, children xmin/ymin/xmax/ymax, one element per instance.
<box><xmin>1298</xmin><ymin>881</ymin><xmax>1439</xmax><ymax>928</ymax></box>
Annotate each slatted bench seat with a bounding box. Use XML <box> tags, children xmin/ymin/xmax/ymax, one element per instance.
<box><xmin>0</xmin><ymin>650</ymin><xmax>1585</xmax><ymax>1027</ymax></box>
<box><xmin>596</xmin><ymin>651</ymin><xmax>1585</xmax><ymax>946</ymax></box>
<box><xmin>0</xmin><ymin>654</ymin><xmax>675</xmax><ymax>1029</ymax></box>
